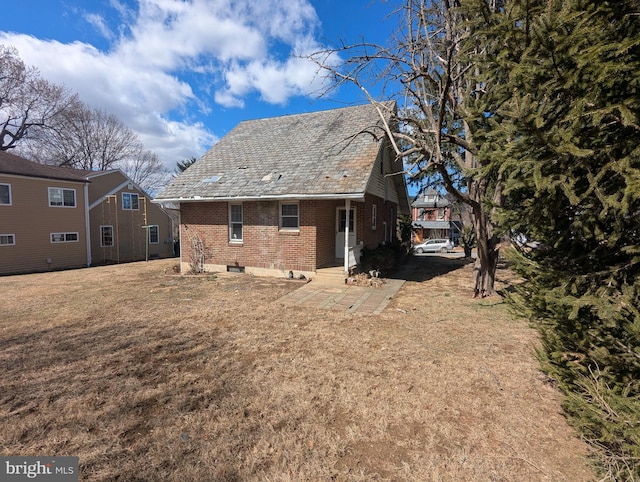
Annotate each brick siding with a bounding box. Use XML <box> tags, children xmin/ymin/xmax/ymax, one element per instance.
<box><xmin>180</xmin><ymin>197</ymin><xmax>399</xmax><ymax>274</ymax></box>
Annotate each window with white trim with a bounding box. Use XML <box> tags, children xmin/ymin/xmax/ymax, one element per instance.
<box><xmin>48</xmin><ymin>187</ymin><xmax>76</xmax><ymax>207</ymax></box>
<box><xmin>148</xmin><ymin>225</ymin><xmax>159</xmax><ymax>244</ymax></box>
<box><xmin>51</xmin><ymin>232</ymin><xmax>79</xmax><ymax>243</ymax></box>
<box><xmin>0</xmin><ymin>184</ymin><xmax>11</xmax><ymax>205</ymax></box>
<box><xmin>390</xmin><ymin>207</ymin><xmax>395</xmax><ymax>240</ymax></box>
<box><xmin>229</xmin><ymin>204</ymin><xmax>243</xmax><ymax>242</ymax></box>
<box><xmin>122</xmin><ymin>192</ymin><xmax>139</xmax><ymax>210</ymax></box>
<box><xmin>100</xmin><ymin>226</ymin><xmax>114</xmax><ymax>247</ymax></box>
<box><xmin>0</xmin><ymin>234</ymin><xmax>15</xmax><ymax>245</ymax></box>
<box><xmin>280</xmin><ymin>203</ymin><xmax>299</xmax><ymax>230</ymax></box>
<box><xmin>372</xmin><ymin>204</ymin><xmax>377</xmax><ymax>230</ymax></box>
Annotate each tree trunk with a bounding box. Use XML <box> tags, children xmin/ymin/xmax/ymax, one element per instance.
<box><xmin>470</xmin><ymin>178</ymin><xmax>502</xmax><ymax>298</ymax></box>
<box><xmin>472</xmin><ymin>234</ymin><xmax>499</xmax><ymax>297</ymax></box>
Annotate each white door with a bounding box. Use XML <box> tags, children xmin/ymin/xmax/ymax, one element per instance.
<box><xmin>336</xmin><ymin>208</ymin><xmax>356</xmax><ymax>258</ymax></box>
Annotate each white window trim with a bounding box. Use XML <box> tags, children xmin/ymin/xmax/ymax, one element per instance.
<box><xmin>372</xmin><ymin>204</ymin><xmax>377</xmax><ymax>230</ymax></box>
<box><xmin>100</xmin><ymin>225</ymin><xmax>114</xmax><ymax>247</ymax></box>
<box><xmin>50</xmin><ymin>232</ymin><xmax>79</xmax><ymax>243</ymax></box>
<box><xmin>48</xmin><ymin>187</ymin><xmax>77</xmax><ymax>208</ymax></box>
<box><xmin>0</xmin><ymin>234</ymin><xmax>15</xmax><ymax>245</ymax></box>
<box><xmin>122</xmin><ymin>192</ymin><xmax>139</xmax><ymax>210</ymax></box>
<box><xmin>279</xmin><ymin>202</ymin><xmax>300</xmax><ymax>231</ymax></box>
<box><xmin>0</xmin><ymin>183</ymin><xmax>11</xmax><ymax>205</ymax></box>
<box><xmin>229</xmin><ymin>203</ymin><xmax>243</xmax><ymax>243</ymax></box>
<box><xmin>148</xmin><ymin>225</ymin><xmax>159</xmax><ymax>244</ymax></box>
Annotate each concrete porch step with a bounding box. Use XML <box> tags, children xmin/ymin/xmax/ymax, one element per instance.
<box><xmin>312</xmin><ymin>266</ymin><xmax>347</xmax><ymax>285</ymax></box>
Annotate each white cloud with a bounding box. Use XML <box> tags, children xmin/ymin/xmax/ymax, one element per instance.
<box><xmin>0</xmin><ymin>0</ymin><xmax>333</xmax><ymax>171</ymax></box>
<box><xmin>83</xmin><ymin>13</ymin><xmax>115</xmax><ymax>40</ymax></box>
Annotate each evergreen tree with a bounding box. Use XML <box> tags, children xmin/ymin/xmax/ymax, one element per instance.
<box><xmin>175</xmin><ymin>157</ymin><xmax>197</xmax><ymax>173</ymax></box>
<box><xmin>482</xmin><ymin>0</ymin><xmax>640</xmax><ymax>477</ymax></box>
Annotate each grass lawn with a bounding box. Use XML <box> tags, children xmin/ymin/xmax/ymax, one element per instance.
<box><xmin>0</xmin><ymin>256</ymin><xmax>595</xmax><ymax>481</ymax></box>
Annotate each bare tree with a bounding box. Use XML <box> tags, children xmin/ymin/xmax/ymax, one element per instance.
<box><xmin>118</xmin><ymin>147</ymin><xmax>172</xmax><ymax>195</ymax></box>
<box><xmin>40</xmin><ymin>104</ymin><xmax>140</xmax><ymax>171</ymax></box>
<box><xmin>31</xmin><ymin>102</ymin><xmax>170</xmax><ymax>193</ymax></box>
<box><xmin>0</xmin><ymin>45</ymin><xmax>80</xmax><ymax>150</ymax></box>
<box><xmin>2</xmin><ymin>46</ymin><xmax>170</xmax><ymax>193</ymax></box>
<box><xmin>309</xmin><ymin>0</ymin><xmax>502</xmax><ymax>297</ymax></box>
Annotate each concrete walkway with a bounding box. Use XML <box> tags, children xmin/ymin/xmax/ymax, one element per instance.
<box><xmin>279</xmin><ymin>277</ymin><xmax>405</xmax><ymax>315</ymax></box>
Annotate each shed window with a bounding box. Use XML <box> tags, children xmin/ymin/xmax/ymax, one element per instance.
<box><xmin>122</xmin><ymin>192</ymin><xmax>139</xmax><ymax>210</ymax></box>
<box><xmin>148</xmin><ymin>225</ymin><xmax>159</xmax><ymax>244</ymax></box>
<box><xmin>100</xmin><ymin>226</ymin><xmax>114</xmax><ymax>247</ymax></box>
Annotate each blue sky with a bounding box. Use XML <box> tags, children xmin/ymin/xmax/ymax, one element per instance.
<box><xmin>0</xmin><ymin>0</ymin><xmax>399</xmax><ymax>171</ymax></box>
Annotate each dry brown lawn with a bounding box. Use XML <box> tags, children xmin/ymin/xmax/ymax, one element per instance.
<box><xmin>0</xmin><ymin>256</ymin><xmax>596</xmax><ymax>481</ymax></box>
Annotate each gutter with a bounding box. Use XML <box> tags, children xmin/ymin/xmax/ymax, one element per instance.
<box><xmin>151</xmin><ymin>192</ymin><xmax>366</xmax><ymax>204</ymax></box>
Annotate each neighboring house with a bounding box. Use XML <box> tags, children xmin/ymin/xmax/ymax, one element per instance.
<box><xmin>83</xmin><ymin>169</ymin><xmax>174</xmax><ymax>265</ymax></box>
<box><xmin>411</xmin><ymin>189</ymin><xmax>456</xmax><ymax>244</ymax></box>
<box><xmin>0</xmin><ymin>151</ymin><xmax>91</xmax><ymax>275</ymax></box>
<box><xmin>154</xmin><ymin>102</ymin><xmax>411</xmax><ymax>278</ymax></box>
<box><xmin>0</xmin><ymin>152</ymin><xmax>174</xmax><ymax>275</ymax></box>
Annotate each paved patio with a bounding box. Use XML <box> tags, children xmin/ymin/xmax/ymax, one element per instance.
<box><xmin>279</xmin><ymin>277</ymin><xmax>405</xmax><ymax>315</ymax></box>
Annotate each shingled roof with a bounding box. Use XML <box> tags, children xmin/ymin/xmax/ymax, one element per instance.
<box><xmin>156</xmin><ymin>102</ymin><xmax>397</xmax><ymax>202</ymax></box>
<box><xmin>0</xmin><ymin>150</ymin><xmax>90</xmax><ymax>182</ymax></box>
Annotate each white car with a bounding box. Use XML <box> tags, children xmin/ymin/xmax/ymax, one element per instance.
<box><xmin>413</xmin><ymin>238</ymin><xmax>454</xmax><ymax>254</ymax></box>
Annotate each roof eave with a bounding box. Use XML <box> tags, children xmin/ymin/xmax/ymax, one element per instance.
<box><xmin>152</xmin><ymin>192</ymin><xmax>366</xmax><ymax>204</ymax></box>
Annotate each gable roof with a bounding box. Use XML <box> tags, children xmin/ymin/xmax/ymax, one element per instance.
<box><xmin>0</xmin><ymin>150</ymin><xmax>90</xmax><ymax>183</ymax></box>
<box><xmin>412</xmin><ymin>189</ymin><xmax>451</xmax><ymax>209</ymax></box>
<box><xmin>156</xmin><ymin>102</ymin><xmax>398</xmax><ymax>202</ymax></box>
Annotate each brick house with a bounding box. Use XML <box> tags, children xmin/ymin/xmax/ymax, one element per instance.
<box><xmin>154</xmin><ymin>102</ymin><xmax>411</xmax><ymax>278</ymax></box>
<box><xmin>411</xmin><ymin>189</ymin><xmax>457</xmax><ymax>244</ymax></box>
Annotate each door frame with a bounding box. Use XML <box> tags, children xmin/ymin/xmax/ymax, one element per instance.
<box><xmin>335</xmin><ymin>205</ymin><xmax>357</xmax><ymax>259</ymax></box>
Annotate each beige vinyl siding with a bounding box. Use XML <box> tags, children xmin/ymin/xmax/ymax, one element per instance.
<box><xmin>88</xmin><ymin>172</ymin><xmax>174</xmax><ymax>264</ymax></box>
<box><xmin>85</xmin><ymin>171</ymin><xmax>123</xmax><ymax>205</ymax></box>
<box><xmin>0</xmin><ymin>175</ymin><xmax>88</xmax><ymax>275</ymax></box>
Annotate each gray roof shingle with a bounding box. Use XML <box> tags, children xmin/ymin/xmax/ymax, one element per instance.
<box><xmin>156</xmin><ymin>102</ymin><xmax>396</xmax><ymax>201</ymax></box>
<box><xmin>0</xmin><ymin>150</ymin><xmax>90</xmax><ymax>182</ymax></box>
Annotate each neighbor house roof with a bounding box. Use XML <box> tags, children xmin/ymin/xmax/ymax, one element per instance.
<box><xmin>155</xmin><ymin>102</ymin><xmax>397</xmax><ymax>202</ymax></box>
<box><xmin>0</xmin><ymin>150</ymin><xmax>90</xmax><ymax>183</ymax></box>
<box><xmin>413</xmin><ymin>220</ymin><xmax>451</xmax><ymax>229</ymax></box>
<box><xmin>413</xmin><ymin>198</ymin><xmax>451</xmax><ymax>208</ymax></box>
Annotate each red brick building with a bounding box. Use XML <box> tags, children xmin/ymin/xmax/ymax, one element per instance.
<box><xmin>411</xmin><ymin>189</ymin><xmax>456</xmax><ymax>244</ymax></box>
<box><xmin>154</xmin><ymin>103</ymin><xmax>410</xmax><ymax>278</ymax></box>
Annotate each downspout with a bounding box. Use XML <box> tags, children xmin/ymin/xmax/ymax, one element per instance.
<box><xmin>343</xmin><ymin>199</ymin><xmax>350</xmax><ymax>275</ymax></box>
<box><xmin>178</xmin><ymin>216</ymin><xmax>183</xmax><ymax>273</ymax></box>
<box><xmin>84</xmin><ymin>182</ymin><xmax>91</xmax><ymax>267</ymax></box>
